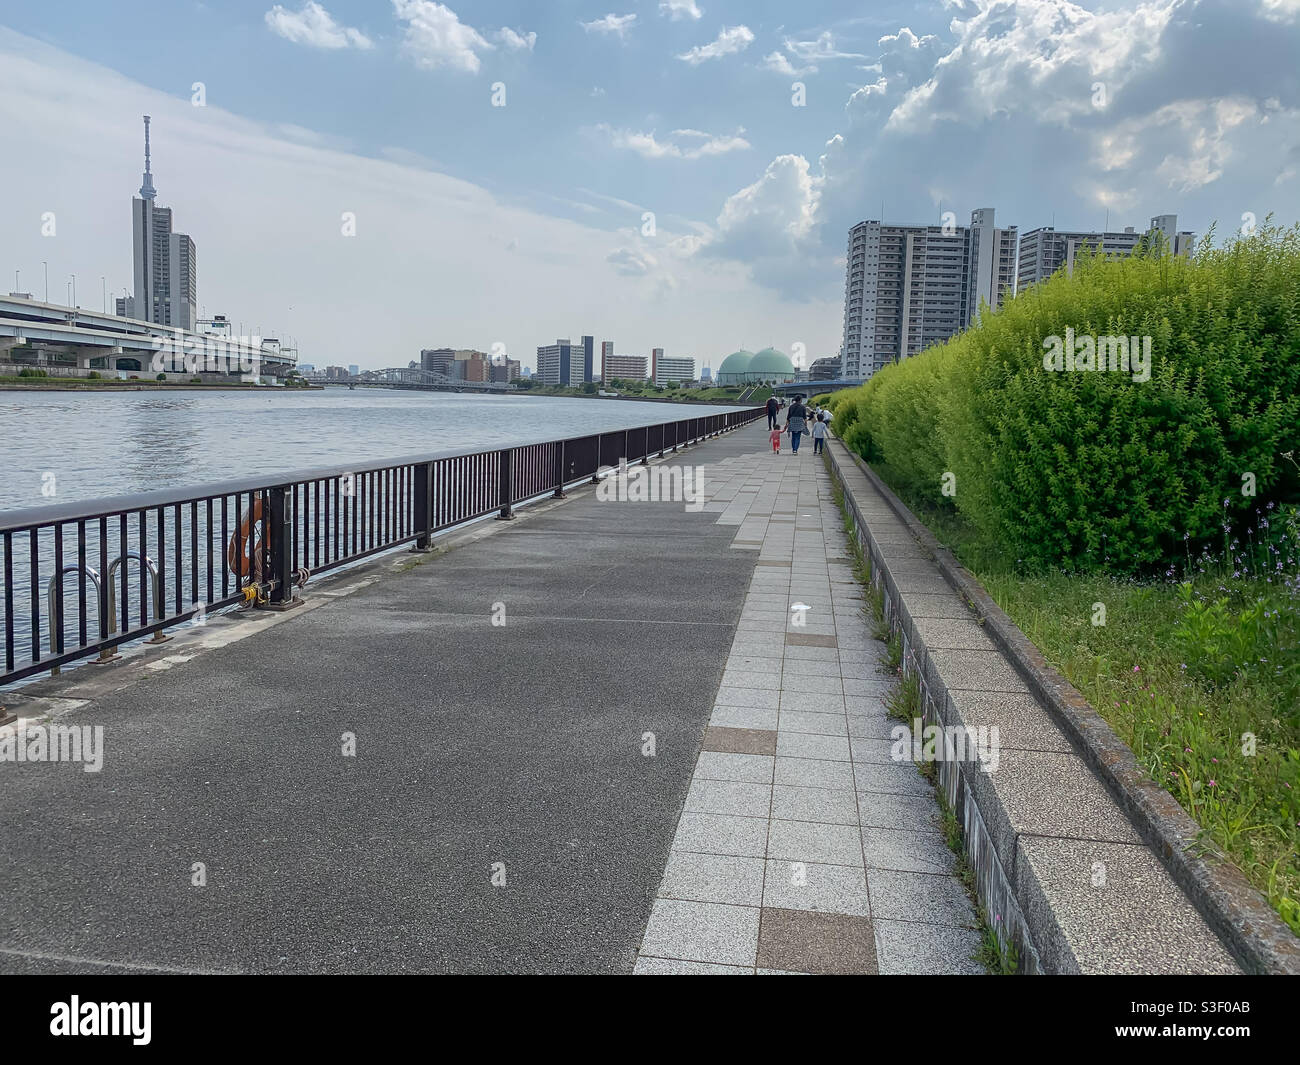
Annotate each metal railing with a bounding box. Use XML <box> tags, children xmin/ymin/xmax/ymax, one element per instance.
<box><xmin>0</xmin><ymin>407</ymin><xmax>766</xmax><ymax>687</ymax></box>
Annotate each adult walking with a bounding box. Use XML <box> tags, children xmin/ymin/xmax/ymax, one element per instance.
<box><xmin>766</xmin><ymin>393</ymin><xmax>780</xmax><ymax>430</ymax></box>
<box><xmin>786</xmin><ymin>396</ymin><xmax>809</xmax><ymax>454</ymax></box>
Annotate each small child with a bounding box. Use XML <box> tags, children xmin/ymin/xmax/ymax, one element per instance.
<box><xmin>770</xmin><ymin>425</ymin><xmax>783</xmax><ymax>453</ymax></box>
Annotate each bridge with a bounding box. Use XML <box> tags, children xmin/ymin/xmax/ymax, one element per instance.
<box><xmin>772</xmin><ymin>378</ymin><xmax>864</xmax><ymax>396</ymax></box>
<box><xmin>0</xmin><ymin>294</ymin><xmax>295</xmax><ymax>379</ymax></box>
<box><xmin>344</xmin><ymin>366</ymin><xmax>511</xmax><ymax>392</ymax></box>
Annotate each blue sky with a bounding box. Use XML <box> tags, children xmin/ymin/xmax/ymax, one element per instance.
<box><xmin>2</xmin><ymin>1</ymin><xmax>1297</xmax><ymax>371</ymax></box>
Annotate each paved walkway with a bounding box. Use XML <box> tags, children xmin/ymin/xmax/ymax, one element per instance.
<box><xmin>2</xmin><ymin>422</ymin><xmax>978</xmax><ymax>974</ymax></box>
<box><xmin>635</xmin><ymin>430</ymin><xmax>982</xmax><ymax>974</ymax></box>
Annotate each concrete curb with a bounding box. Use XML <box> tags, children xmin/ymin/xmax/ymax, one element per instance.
<box><xmin>825</xmin><ymin>437</ymin><xmax>1300</xmax><ymax>974</ymax></box>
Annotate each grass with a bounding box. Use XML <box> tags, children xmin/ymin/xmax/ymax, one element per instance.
<box><xmin>865</xmin><ymin>465</ymin><xmax>1300</xmax><ymax>936</ymax></box>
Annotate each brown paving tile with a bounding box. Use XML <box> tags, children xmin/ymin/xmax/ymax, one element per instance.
<box><xmin>756</xmin><ymin>907</ymin><xmax>878</xmax><ymax>974</ymax></box>
<box><xmin>701</xmin><ymin>726</ymin><xmax>778</xmax><ymax>756</ymax></box>
<box><xmin>785</xmin><ymin>633</ymin><xmax>839</xmax><ymax>647</ymax></box>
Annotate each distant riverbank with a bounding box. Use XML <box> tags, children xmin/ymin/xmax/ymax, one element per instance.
<box><xmin>0</xmin><ymin>377</ymin><xmax>321</xmax><ymax>392</ymax></box>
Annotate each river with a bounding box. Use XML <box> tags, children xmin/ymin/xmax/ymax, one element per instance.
<box><xmin>0</xmin><ymin>387</ymin><xmax>747</xmax><ymax>514</ymax></box>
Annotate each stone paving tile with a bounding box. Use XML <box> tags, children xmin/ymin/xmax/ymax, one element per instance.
<box><xmin>633</xmin><ymin>957</ymin><xmax>752</xmax><ymax>974</ymax></box>
<box><xmin>695</xmin><ymin>749</ymin><xmax>774</xmax><ymax>781</ymax></box>
<box><xmin>637</xmin><ymin>431</ymin><xmax>980</xmax><ymax>976</ymax></box>
<box><xmin>686</xmin><ymin>778</ymin><xmax>773</xmax><ymax>818</ymax></box>
<box><xmin>640</xmin><ymin>899</ymin><xmax>761</xmax><ymax>967</ymax></box>
<box><xmin>762</xmin><ymin>859</ymin><xmax>871</xmax><ymax>916</ymax></box>
<box><xmin>658</xmin><ymin>851</ymin><xmax>766</xmax><ymax>907</ymax></box>
<box><xmin>872</xmin><ymin>920</ymin><xmax>985</xmax><ymax>976</ymax></box>
<box><xmin>700</xmin><ymin>727</ymin><xmax>777</xmax><ymax>758</ymax></box>
<box><xmin>756</xmin><ymin>908</ymin><xmax>877</xmax><ymax>975</ymax></box>
<box><xmin>768</xmin><ymin>819</ymin><xmax>864</xmax><ymax>866</ymax></box>
<box><xmin>672</xmin><ymin>811</ymin><xmax>769</xmax><ymax>858</ymax></box>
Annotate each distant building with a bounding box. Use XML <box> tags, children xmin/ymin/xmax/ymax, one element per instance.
<box><xmin>297</xmin><ymin>363</ymin><xmax>315</xmax><ymax>373</ymax></box>
<box><xmin>604</xmin><ymin>353</ymin><xmax>648</xmax><ymax>380</ymax></box>
<box><xmin>650</xmin><ymin>347</ymin><xmax>663</xmax><ymax>381</ymax></box>
<box><xmin>809</xmin><ymin>356</ymin><xmax>839</xmax><ymax>381</ymax></box>
<box><xmin>123</xmin><ymin>116</ymin><xmax>197</xmax><ymax>331</ymax></box>
<box><xmin>579</xmin><ymin>335</ymin><xmax>595</xmax><ymax>383</ymax></box>
<box><xmin>1146</xmin><ymin>214</ymin><xmax>1196</xmax><ymax>257</ymax></box>
<box><xmin>421</xmin><ymin>348</ymin><xmax>455</xmax><ymax>375</ymax></box>
<box><xmin>654</xmin><ymin>355</ymin><xmax>694</xmax><ymax>385</ymax></box>
<box><xmin>841</xmin><ymin>207</ymin><xmax>1017</xmax><ymax>381</ymax></box>
<box><xmin>536</xmin><ymin>338</ymin><xmax>587</xmax><ymax>385</ymax></box>
<box><xmin>348</xmin><ymin>364</ymin><xmax>359</xmax><ymax>377</ymax></box>
<box><xmin>700</xmin><ymin>365</ymin><xmax>713</xmax><ymax>384</ymax></box>
<box><xmin>600</xmin><ymin>340</ymin><xmax>614</xmax><ymax>375</ymax></box>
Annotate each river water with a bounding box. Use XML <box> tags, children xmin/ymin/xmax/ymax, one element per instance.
<box><xmin>0</xmin><ymin>387</ymin><xmax>746</xmax><ymax>514</ymax></box>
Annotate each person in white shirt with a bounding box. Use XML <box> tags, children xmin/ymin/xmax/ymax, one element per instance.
<box><xmin>811</xmin><ymin>412</ymin><xmax>828</xmax><ymax>454</ymax></box>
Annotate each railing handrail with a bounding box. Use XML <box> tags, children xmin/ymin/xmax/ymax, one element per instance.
<box><xmin>0</xmin><ymin>408</ymin><xmax>765</xmax><ymax>533</ymax></box>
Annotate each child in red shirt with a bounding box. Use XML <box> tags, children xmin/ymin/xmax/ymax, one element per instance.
<box><xmin>770</xmin><ymin>426</ymin><xmax>783</xmax><ymax>453</ymax></box>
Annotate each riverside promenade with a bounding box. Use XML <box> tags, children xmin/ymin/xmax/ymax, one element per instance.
<box><xmin>0</xmin><ymin>421</ymin><xmax>1245</xmax><ymax>974</ymax></box>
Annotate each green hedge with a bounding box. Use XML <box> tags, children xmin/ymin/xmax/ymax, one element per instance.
<box><xmin>833</xmin><ymin>222</ymin><xmax>1300</xmax><ymax>573</ymax></box>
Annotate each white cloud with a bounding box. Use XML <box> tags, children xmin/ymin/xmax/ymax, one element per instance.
<box><xmin>607</xmin><ymin>247</ymin><xmax>656</xmax><ymax>276</ymax></box>
<box><xmin>581</xmin><ymin>14</ymin><xmax>638</xmax><ymax>39</ymax></box>
<box><xmin>659</xmin><ymin>0</ymin><xmax>703</xmax><ymax>20</ymax></box>
<box><xmin>264</xmin><ymin>2</ymin><xmax>373</xmax><ymax>50</ymax></box>
<box><xmin>496</xmin><ymin>27</ymin><xmax>537</xmax><ymax>51</ymax></box>
<box><xmin>597</xmin><ymin>124</ymin><xmax>750</xmax><ymax>159</ymax></box>
<box><xmin>678</xmin><ymin>25</ymin><xmax>754</xmax><ymax>64</ymax></box>
<box><xmin>762</xmin><ymin>51</ymin><xmax>809</xmax><ymax>77</ymax></box>
<box><xmin>392</xmin><ymin>0</ymin><xmax>492</xmax><ymax>73</ymax></box>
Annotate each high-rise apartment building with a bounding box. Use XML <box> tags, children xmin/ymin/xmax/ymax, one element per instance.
<box><xmin>123</xmin><ymin>116</ymin><xmax>197</xmax><ymax>330</ymax></box>
<box><xmin>654</xmin><ymin>356</ymin><xmax>694</xmax><ymax>385</ymax></box>
<box><xmin>1146</xmin><ymin>214</ymin><xmax>1196</xmax><ymax>257</ymax></box>
<box><xmin>1016</xmin><ymin>213</ymin><xmax>1193</xmax><ymax>293</ymax></box>
<box><xmin>604</xmin><ymin>354</ymin><xmax>648</xmax><ymax>380</ymax></box>
<box><xmin>840</xmin><ymin>208</ymin><xmax>1016</xmax><ymax>380</ymax></box>
<box><xmin>536</xmin><ymin>338</ymin><xmax>587</xmax><ymax>385</ymax></box>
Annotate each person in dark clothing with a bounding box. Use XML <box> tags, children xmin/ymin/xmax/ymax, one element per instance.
<box><xmin>786</xmin><ymin>398</ymin><xmax>808</xmax><ymax>454</ymax></box>
<box><xmin>766</xmin><ymin>395</ymin><xmax>780</xmax><ymax>430</ymax></box>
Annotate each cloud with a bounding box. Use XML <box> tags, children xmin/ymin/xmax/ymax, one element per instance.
<box><xmin>597</xmin><ymin>124</ymin><xmax>750</xmax><ymax>160</ymax></box>
<box><xmin>606</xmin><ymin>247</ymin><xmax>656</xmax><ymax>276</ymax></box>
<box><xmin>762</xmin><ymin>51</ymin><xmax>809</xmax><ymax>77</ymax></box>
<box><xmin>392</xmin><ymin>0</ymin><xmax>492</xmax><ymax>73</ymax></box>
<box><xmin>496</xmin><ymin>27</ymin><xmax>537</xmax><ymax>51</ymax></box>
<box><xmin>659</xmin><ymin>0</ymin><xmax>703</xmax><ymax>20</ymax></box>
<box><xmin>264</xmin><ymin>2</ymin><xmax>373</xmax><ymax>50</ymax></box>
<box><xmin>581</xmin><ymin>14</ymin><xmax>638</xmax><ymax>39</ymax></box>
<box><xmin>678</xmin><ymin>25</ymin><xmax>754</xmax><ymax>64</ymax></box>
<box><xmin>704</xmin><ymin>0</ymin><xmax>1300</xmax><ymax>301</ymax></box>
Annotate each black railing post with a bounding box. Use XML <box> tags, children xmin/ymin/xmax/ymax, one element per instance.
<box><xmin>642</xmin><ymin>425</ymin><xmax>649</xmax><ymax>465</ymax></box>
<box><xmin>553</xmin><ymin>441</ymin><xmax>567</xmax><ymax>499</ymax></box>
<box><xmin>411</xmin><ymin>461</ymin><xmax>433</xmax><ymax>550</ymax></box>
<box><xmin>266</xmin><ymin>485</ymin><xmax>298</xmax><ymax>608</ymax></box>
<box><xmin>497</xmin><ymin>449</ymin><xmax>515</xmax><ymax>520</ymax></box>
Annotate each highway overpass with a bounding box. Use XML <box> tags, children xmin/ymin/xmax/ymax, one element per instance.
<box><xmin>0</xmin><ymin>295</ymin><xmax>295</xmax><ymax>379</ymax></box>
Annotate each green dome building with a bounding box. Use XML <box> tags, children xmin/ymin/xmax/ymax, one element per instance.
<box><xmin>716</xmin><ymin>346</ymin><xmax>796</xmax><ymax>385</ymax></box>
<box><xmin>748</xmin><ymin>347</ymin><xmax>796</xmax><ymax>381</ymax></box>
<box><xmin>715</xmin><ymin>349</ymin><xmax>755</xmax><ymax>385</ymax></box>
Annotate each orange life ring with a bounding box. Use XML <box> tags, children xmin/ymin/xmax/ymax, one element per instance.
<box><xmin>226</xmin><ymin>497</ymin><xmax>265</xmax><ymax>583</ymax></box>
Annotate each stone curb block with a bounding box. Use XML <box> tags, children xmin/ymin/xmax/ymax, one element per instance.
<box><xmin>825</xmin><ymin>436</ymin><xmax>1300</xmax><ymax>975</ymax></box>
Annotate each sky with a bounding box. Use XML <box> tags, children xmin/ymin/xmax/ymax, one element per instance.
<box><xmin>1</xmin><ymin>0</ymin><xmax>1297</xmax><ymax>373</ymax></box>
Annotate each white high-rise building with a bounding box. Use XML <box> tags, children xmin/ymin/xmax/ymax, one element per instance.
<box><xmin>1017</xmin><ymin>213</ymin><xmax>1193</xmax><ymax>293</ymax></box>
<box><xmin>122</xmin><ymin>116</ymin><xmax>197</xmax><ymax>330</ymax></box>
<box><xmin>654</xmin><ymin>356</ymin><xmax>694</xmax><ymax>385</ymax></box>
<box><xmin>840</xmin><ymin>208</ymin><xmax>1017</xmax><ymax>381</ymax></box>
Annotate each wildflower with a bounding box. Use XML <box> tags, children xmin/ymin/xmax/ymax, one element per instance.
<box><xmin>1208</xmin><ymin>780</ymin><xmax>1217</xmax><ymax>787</ymax></box>
<box><xmin>1133</xmin><ymin>664</ymin><xmax>1141</xmax><ymax>673</ymax></box>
